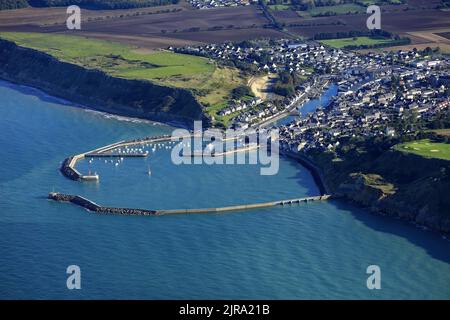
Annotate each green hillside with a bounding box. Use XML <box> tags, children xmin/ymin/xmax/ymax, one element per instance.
<box><xmin>0</xmin><ymin>32</ymin><xmax>248</xmax><ymax>123</ymax></box>
<box><xmin>0</xmin><ymin>32</ymin><xmax>213</xmax><ymax>80</ymax></box>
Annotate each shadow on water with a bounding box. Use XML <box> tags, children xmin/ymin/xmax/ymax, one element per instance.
<box><xmin>283</xmin><ymin>156</ymin><xmax>321</xmax><ymax>196</ymax></box>
<box><xmin>0</xmin><ymin>80</ymin><xmax>79</xmax><ymax>108</ymax></box>
<box><xmin>331</xmin><ymin>199</ymin><xmax>450</xmax><ymax>264</ymax></box>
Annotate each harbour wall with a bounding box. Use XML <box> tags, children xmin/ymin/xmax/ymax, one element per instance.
<box><xmin>60</xmin><ymin>134</ymin><xmax>176</xmax><ymax>181</ymax></box>
<box><xmin>281</xmin><ymin>150</ymin><xmax>330</xmax><ymax>196</ymax></box>
<box><xmin>49</xmin><ymin>192</ymin><xmax>331</xmax><ymax>216</ymax></box>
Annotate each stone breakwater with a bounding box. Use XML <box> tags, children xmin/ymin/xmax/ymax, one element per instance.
<box><xmin>49</xmin><ymin>192</ymin><xmax>158</xmax><ymax>216</ymax></box>
<box><xmin>49</xmin><ymin>192</ymin><xmax>331</xmax><ymax>216</ymax></box>
<box><xmin>61</xmin><ymin>157</ymin><xmax>82</xmax><ymax>181</ymax></box>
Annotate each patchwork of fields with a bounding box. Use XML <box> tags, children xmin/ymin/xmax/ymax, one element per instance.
<box><xmin>0</xmin><ymin>1</ymin><xmax>448</xmax><ymax>53</ymax></box>
<box><xmin>270</xmin><ymin>0</ymin><xmax>450</xmax><ymax>43</ymax></box>
<box><xmin>0</xmin><ymin>5</ymin><xmax>286</xmax><ymax>49</ymax></box>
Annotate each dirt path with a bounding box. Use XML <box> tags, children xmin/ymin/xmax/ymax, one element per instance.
<box><xmin>248</xmin><ymin>74</ymin><xmax>275</xmax><ymax>100</ymax></box>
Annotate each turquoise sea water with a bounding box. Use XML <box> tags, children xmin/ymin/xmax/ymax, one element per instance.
<box><xmin>0</xmin><ymin>80</ymin><xmax>450</xmax><ymax>299</ymax></box>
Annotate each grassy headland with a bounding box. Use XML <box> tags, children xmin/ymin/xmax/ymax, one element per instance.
<box><xmin>307</xmin><ymin>136</ymin><xmax>450</xmax><ymax>233</ymax></box>
<box><xmin>0</xmin><ymin>32</ymin><xmax>213</xmax><ymax>79</ymax></box>
<box><xmin>0</xmin><ymin>32</ymin><xmax>248</xmax><ymax>122</ymax></box>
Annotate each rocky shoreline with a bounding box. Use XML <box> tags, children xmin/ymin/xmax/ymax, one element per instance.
<box><xmin>334</xmin><ymin>179</ymin><xmax>450</xmax><ymax>236</ymax></box>
<box><xmin>307</xmin><ymin>150</ymin><xmax>450</xmax><ymax>236</ymax></box>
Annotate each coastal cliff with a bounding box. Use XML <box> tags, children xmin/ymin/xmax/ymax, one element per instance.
<box><xmin>310</xmin><ymin>149</ymin><xmax>450</xmax><ymax>234</ymax></box>
<box><xmin>0</xmin><ymin>39</ymin><xmax>210</xmax><ymax>128</ymax></box>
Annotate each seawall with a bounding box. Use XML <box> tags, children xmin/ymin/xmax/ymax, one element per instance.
<box><xmin>49</xmin><ymin>192</ymin><xmax>331</xmax><ymax>216</ymax></box>
<box><xmin>0</xmin><ymin>39</ymin><xmax>210</xmax><ymax>129</ymax></box>
<box><xmin>281</xmin><ymin>150</ymin><xmax>330</xmax><ymax>196</ymax></box>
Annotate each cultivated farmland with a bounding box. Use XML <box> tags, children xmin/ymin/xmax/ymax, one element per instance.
<box><xmin>269</xmin><ymin>0</ymin><xmax>450</xmax><ymax>43</ymax></box>
<box><xmin>296</xmin><ymin>3</ymin><xmax>365</xmax><ymax>18</ymax></box>
<box><xmin>0</xmin><ymin>4</ymin><xmax>286</xmax><ymax>49</ymax></box>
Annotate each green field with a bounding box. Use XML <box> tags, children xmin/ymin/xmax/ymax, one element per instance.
<box><xmin>0</xmin><ymin>32</ymin><xmax>214</xmax><ymax>80</ymax></box>
<box><xmin>297</xmin><ymin>4</ymin><xmax>365</xmax><ymax>17</ymax></box>
<box><xmin>0</xmin><ymin>32</ymin><xmax>248</xmax><ymax>119</ymax></box>
<box><xmin>155</xmin><ymin>66</ymin><xmax>247</xmax><ymax>117</ymax></box>
<box><xmin>319</xmin><ymin>37</ymin><xmax>397</xmax><ymax>49</ymax></box>
<box><xmin>395</xmin><ymin>139</ymin><xmax>450</xmax><ymax>161</ymax></box>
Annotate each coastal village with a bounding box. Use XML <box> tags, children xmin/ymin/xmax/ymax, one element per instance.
<box><xmin>279</xmin><ymin>54</ymin><xmax>449</xmax><ymax>152</ymax></box>
<box><xmin>2</xmin><ymin>0</ymin><xmax>450</xmax><ymax>301</ymax></box>
<box><xmin>175</xmin><ymin>39</ymin><xmax>449</xmax><ymax>156</ymax></box>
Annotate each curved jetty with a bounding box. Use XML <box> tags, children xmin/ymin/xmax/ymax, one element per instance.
<box><xmin>49</xmin><ymin>192</ymin><xmax>331</xmax><ymax>216</ymax></box>
<box><xmin>60</xmin><ymin>133</ymin><xmax>262</xmax><ymax>181</ymax></box>
<box><xmin>60</xmin><ymin>134</ymin><xmax>183</xmax><ymax>181</ymax></box>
